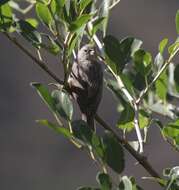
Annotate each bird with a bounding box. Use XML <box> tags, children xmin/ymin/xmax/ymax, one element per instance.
<box><xmin>68</xmin><ymin>44</ymin><xmax>103</xmax><ymax>130</ymax></box>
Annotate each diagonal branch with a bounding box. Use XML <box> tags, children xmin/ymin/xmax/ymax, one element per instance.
<box><xmin>4</xmin><ymin>33</ymin><xmax>64</xmax><ymax>85</ymax></box>
<box><xmin>3</xmin><ymin>32</ymin><xmax>161</xmax><ymax>182</ymax></box>
<box><xmin>95</xmin><ymin>114</ymin><xmax>161</xmax><ymax>179</ymax></box>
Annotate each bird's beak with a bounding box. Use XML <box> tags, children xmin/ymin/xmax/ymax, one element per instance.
<box><xmin>89</xmin><ymin>49</ymin><xmax>95</xmax><ymax>55</ymax></box>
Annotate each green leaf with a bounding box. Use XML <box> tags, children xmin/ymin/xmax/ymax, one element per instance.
<box><xmin>120</xmin><ymin>74</ymin><xmax>134</xmax><ymax>95</ymax></box>
<box><xmin>31</xmin><ymin>83</ymin><xmax>56</xmax><ymax>112</ymax></box>
<box><xmin>103</xmin><ymin>35</ymin><xmax>122</xmax><ymax>74</ymax></box>
<box><xmin>130</xmin><ymin>177</ymin><xmax>144</xmax><ymax>190</ymax></box>
<box><xmin>154</xmin><ymin>53</ymin><xmax>164</xmax><ymax>72</ymax></box>
<box><xmin>120</xmin><ymin>37</ymin><xmax>135</xmax><ymax>63</ymax></box>
<box><xmin>41</xmin><ymin>35</ymin><xmax>61</xmax><ymax>55</ymax></box>
<box><xmin>118</xmin><ymin>104</ymin><xmax>134</xmax><ymax>125</ymax></box>
<box><xmin>51</xmin><ymin>90</ymin><xmax>73</xmax><ymax>121</ymax></box>
<box><xmin>67</xmin><ymin>33</ymin><xmax>79</xmax><ymax>56</ymax></box>
<box><xmin>91</xmin><ymin>134</ymin><xmax>104</xmax><ymax>158</ymax></box>
<box><xmin>0</xmin><ymin>3</ymin><xmax>12</xmax><ymax>32</ymax></box>
<box><xmin>25</xmin><ymin>18</ymin><xmax>39</xmax><ymax>28</ymax></box>
<box><xmin>36</xmin><ymin>2</ymin><xmax>53</xmax><ymax>27</ymax></box>
<box><xmin>72</xmin><ymin>120</ymin><xmax>93</xmax><ymax>144</ymax></box>
<box><xmin>79</xmin><ymin>0</ymin><xmax>92</xmax><ymax>12</ymax></box>
<box><xmin>16</xmin><ymin>20</ymin><xmax>41</xmax><ymax>47</ymax></box>
<box><xmin>155</xmin><ymin>70</ymin><xmax>167</xmax><ymax>101</ymax></box>
<box><xmin>106</xmin><ymin>80</ymin><xmax>134</xmax><ymax>128</ymax></box>
<box><xmin>97</xmin><ymin>173</ymin><xmax>112</xmax><ymax>190</ymax></box>
<box><xmin>131</xmin><ymin>39</ymin><xmax>143</xmax><ymax>56</ymax></box>
<box><xmin>118</xmin><ymin>176</ymin><xmax>132</xmax><ymax>190</ymax></box>
<box><xmin>91</xmin><ymin>17</ymin><xmax>106</xmax><ymax>35</ymax></box>
<box><xmin>168</xmin><ymin>42</ymin><xmax>179</xmax><ymax>55</ymax></box>
<box><xmin>176</xmin><ymin>10</ymin><xmax>179</xmax><ymax>34</ymax></box>
<box><xmin>174</xmin><ymin>64</ymin><xmax>179</xmax><ymax>92</ymax></box>
<box><xmin>102</xmin><ymin>132</ymin><xmax>124</xmax><ymax>174</ymax></box>
<box><xmin>133</xmin><ymin>49</ymin><xmax>152</xmax><ymax>76</ymax></box>
<box><xmin>118</xmin><ymin>121</ymin><xmax>133</xmax><ymax>132</ymax></box>
<box><xmin>104</xmin><ymin>36</ymin><xmax>140</xmax><ymax>74</ymax></box>
<box><xmin>0</xmin><ymin>0</ymin><xmax>10</xmax><ymax>6</ymax></box>
<box><xmin>56</xmin><ymin>0</ymin><xmax>66</xmax><ymax>7</ymax></box>
<box><xmin>69</xmin><ymin>14</ymin><xmax>91</xmax><ymax>32</ymax></box>
<box><xmin>159</xmin><ymin>38</ymin><xmax>168</xmax><ymax>54</ymax></box>
<box><xmin>106</xmin><ymin>79</ymin><xmax>132</xmax><ymax>104</ymax></box>
<box><xmin>37</xmin><ymin>119</ymin><xmax>72</xmax><ymax>138</ymax></box>
<box><xmin>139</xmin><ymin>112</ymin><xmax>149</xmax><ymax>129</ymax></box>
<box><xmin>162</xmin><ymin>119</ymin><xmax>179</xmax><ymax>145</ymax></box>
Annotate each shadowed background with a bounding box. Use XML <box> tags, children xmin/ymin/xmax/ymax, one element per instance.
<box><xmin>0</xmin><ymin>0</ymin><xmax>179</xmax><ymax>189</ymax></box>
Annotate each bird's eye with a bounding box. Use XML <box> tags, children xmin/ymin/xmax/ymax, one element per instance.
<box><xmin>84</xmin><ymin>49</ymin><xmax>88</xmax><ymax>52</ymax></box>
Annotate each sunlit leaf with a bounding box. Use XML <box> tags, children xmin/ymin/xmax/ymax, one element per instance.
<box><xmin>118</xmin><ymin>176</ymin><xmax>132</xmax><ymax>190</ymax></box>
<box><xmin>155</xmin><ymin>70</ymin><xmax>167</xmax><ymax>101</ymax></box>
<box><xmin>91</xmin><ymin>17</ymin><xmax>106</xmax><ymax>35</ymax></box>
<box><xmin>162</xmin><ymin>119</ymin><xmax>179</xmax><ymax>145</ymax></box>
<box><xmin>31</xmin><ymin>83</ymin><xmax>56</xmax><ymax>112</ymax></box>
<box><xmin>16</xmin><ymin>20</ymin><xmax>41</xmax><ymax>47</ymax></box>
<box><xmin>36</xmin><ymin>2</ymin><xmax>53</xmax><ymax>27</ymax></box>
<box><xmin>133</xmin><ymin>49</ymin><xmax>152</xmax><ymax>76</ymax></box>
<box><xmin>26</xmin><ymin>18</ymin><xmax>39</xmax><ymax>28</ymax></box>
<box><xmin>79</xmin><ymin>0</ymin><xmax>92</xmax><ymax>12</ymax></box>
<box><xmin>168</xmin><ymin>42</ymin><xmax>179</xmax><ymax>55</ymax></box>
<box><xmin>159</xmin><ymin>38</ymin><xmax>168</xmax><ymax>54</ymax></box>
<box><xmin>0</xmin><ymin>3</ymin><xmax>12</xmax><ymax>31</ymax></box>
<box><xmin>176</xmin><ymin>10</ymin><xmax>179</xmax><ymax>34</ymax></box>
<box><xmin>154</xmin><ymin>53</ymin><xmax>164</xmax><ymax>72</ymax></box>
<box><xmin>131</xmin><ymin>38</ymin><xmax>143</xmax><ymax>56</ymax></box>
<box><xmin>69</xmin><ymin>14</ymin><xmax>91</xmax><ymax>32</ymax></box>
<box><xmin>37</xmin><ymin>119</ymin><xmax>72</xmax><ymax>138</ymax></box>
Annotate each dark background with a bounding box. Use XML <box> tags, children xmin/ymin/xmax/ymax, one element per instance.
<box><xmin>0</xmin><ymin>0</ymin><xmax>179</xmax><ymax>189</ymax></box>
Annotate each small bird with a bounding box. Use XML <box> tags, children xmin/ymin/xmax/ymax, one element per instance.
<box><xmin>68</xmin><ymin>44</ymin><xmax>103</xmax><ymax>130</ymax></box>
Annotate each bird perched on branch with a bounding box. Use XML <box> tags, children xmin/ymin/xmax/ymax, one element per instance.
<box><xmin>68</xmin><ymin>44</ymin><xmax>103</xmax><ymax>130</ymax></box>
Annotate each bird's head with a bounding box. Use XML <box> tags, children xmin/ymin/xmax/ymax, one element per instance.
<box><xmin>77</xmin><ymin>44</ymin><xmax>97</xmax><ymax>62</ymax></box>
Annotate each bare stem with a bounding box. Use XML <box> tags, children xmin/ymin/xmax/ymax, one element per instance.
<box><xmin>4</xmin><ymin>33</ymin><xmax>64</xmax><ymax>85</ymax></box>
<box><xmin>95</xmin><ymin>114</ymin><xmax>161</xmax><ymax>180</ymax></box>
<box><xmin>91</xmin><ymin>31</ymin><xmax>143</xmax><ymax>153</ymax></box>
<box><xmin>133</xmin><ymin>103</ymin><xmax>143</xmax><ymax>153</ymax></box>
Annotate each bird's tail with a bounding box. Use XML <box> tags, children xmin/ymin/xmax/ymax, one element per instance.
<box><xmin>82</xmin><ymin>113</ymin><xmax>95</xmax><ymax>131</ymax></box>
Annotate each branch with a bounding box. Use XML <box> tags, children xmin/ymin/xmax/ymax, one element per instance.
<box><xmin>4</xmin><ymin>33</ymin><xmax>64</xmax><ymax>85</ymax></box>
<box><xmin>95</xmin><ymin>114</ymin><xmax>161</xmax><ymax>180</ymax></box>
<box><xmin>4</xmin><ymin>32</ymin><xmax>161</xmax><ymax>182</ymax></box>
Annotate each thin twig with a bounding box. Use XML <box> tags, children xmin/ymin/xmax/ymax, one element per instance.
<box><xmin>133</xmin><ymin>103</ymin><xmax>143</xmax><ymax>153</ymax></box>
<box><xmin>90</xmin><ymin>30</ymin><xmax>143</xmax><ymax>153</ymax></box>
<box><xmin>109</xmin><ymin>0</ymin><xmax>121</xmax><ymax>10</ymax></box>
<box><xmin>137</xmin><ymin>48</ymin><xmax>179</xmax><ymax>104</ymax></box>
<box><xmin>4</xmin><ymin>33</ymin><xmax>64</xmax><ymax>85</ymax></box>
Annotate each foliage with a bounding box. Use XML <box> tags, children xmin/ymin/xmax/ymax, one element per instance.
<box><xmin>1</xmin><ymin>0</ymin><xmax>179</xmax><ymax>189</ymax></box>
